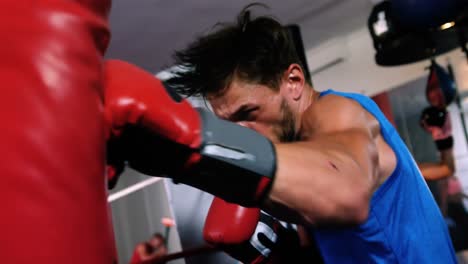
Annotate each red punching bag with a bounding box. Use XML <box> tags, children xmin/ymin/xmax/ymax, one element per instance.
<box><xmin>426</xmin><ymin>61</ymin><xmax>457</xmax><ymax>108</ymax></box>
<box><xmin>0</xmin><ymin>0</ymin><xmax>116</xmax><ymax>263</ymax></box>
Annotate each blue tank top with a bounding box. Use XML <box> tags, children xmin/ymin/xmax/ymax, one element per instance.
<box><xmin>311</xmin><ymin>90</ymin><xmax>456</xmax><ymax>263</ymax></box>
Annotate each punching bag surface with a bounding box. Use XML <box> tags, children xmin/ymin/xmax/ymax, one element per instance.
<box><xmin>426</xmin><ymin>61</ymin><xmax>457</xmax><ymax>108</ymax></box>
<box><xmin>0</xmin><ymin>1</ymin><xmax>115</xmax><ymax>263</ymax></box>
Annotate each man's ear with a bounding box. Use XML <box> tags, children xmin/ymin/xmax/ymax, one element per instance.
<box><xmin>283</xmin><ymin>64</ymin><xmax>305</xmax><ymax>101</ymax></box>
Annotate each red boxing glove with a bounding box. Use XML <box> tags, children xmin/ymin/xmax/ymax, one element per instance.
<box><xmin>104</xmin><ymin>60</ymin><xmax>277</xmax><ymax>206</ymax></box>
<box><xmin>204</xmin><ymin>197</ymin><xmax>261</xmax><ymax>245</ymax></box>
<box><xmin>204</xmin><ymin>198</ymin><xmax>309</xmax><ymax>264</ymax></box>
<box><xmin>1</xmin><ymin>0</ymin><xmax>115</xmax><ymax>263</ymax></box>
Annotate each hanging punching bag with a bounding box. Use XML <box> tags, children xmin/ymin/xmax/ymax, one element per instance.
<box><xmin>426</xmin><ymin>61</ymin><xmax>457</xmax><ymax>108</ymax></box>
<box><xmin>0</xmin><ymin>1</ymin><xmax>116</xmax><ymax>263</ymax></box>
<box><xmin>391</xmin><ymin>0</ymin><xmax>468</xmax><ymax>30</ymax></box>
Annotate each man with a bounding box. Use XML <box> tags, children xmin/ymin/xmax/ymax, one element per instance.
<box><xmin>105</xmin><ymin>5</ymin><xmax>456</xmax><ymax>263</ymax></box>
<box><xmin>130</xmin><ymin>233</ymin><xmax>168</xmax><ymax>264</ymax></box>
<box><xmin>419</xmin><ymin>106</ymin><xmax>455</xmax><ymax>214</ymax></box>
<box><xmin>419</xmin><ymin>106</ymin><xmax>468</xmax><ymax>254</ymax></box>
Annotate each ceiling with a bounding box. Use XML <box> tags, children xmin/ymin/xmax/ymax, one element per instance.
<box><xmin>105</xmin><ymin>0</ymin><xmax>375</xmax><ymax>73</ymax></box>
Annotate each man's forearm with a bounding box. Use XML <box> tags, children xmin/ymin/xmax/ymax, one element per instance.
<box><xmin>418</xmin><ymin>163</ymin><xmax>452</xmax><ymax>180</ymax></box>
<box><xmin>264</xmin><ymin>136</ymin><xmax>376</xmax><ymax>226</ymax></box>
<box><xmin>440</xmin><ymin>149</ymin><xmax>455</xmax><ymax>174</ymax></box>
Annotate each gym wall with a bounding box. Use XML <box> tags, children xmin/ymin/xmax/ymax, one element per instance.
<box><xmin>109</xmin><ymin>170</ymin><xmax>185</xmax><ymax>264</ymax></box>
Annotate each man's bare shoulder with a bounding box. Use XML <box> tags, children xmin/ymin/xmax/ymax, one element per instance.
<box><xmin>302</xmin><ymin>93</ymin><xmax>378</xmax><ymax>135</ymax></box>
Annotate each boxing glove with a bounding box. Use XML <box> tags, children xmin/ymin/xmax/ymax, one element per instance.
<box><xmin>104</xmin><ymin>59</ymin><xmax>276</xmax><ymax>206</ymax></box>
<box><xmin>420</xmin><ymin>106</ymin><xmax>453</xmax><ymax>151</ymax></box>
<box><xmin>204</xmin><ymin>197</ymin><xmax>261</xmax><ymax>245</ymax></box>
<box><xmin>204</xmin><ymin>198</ymin><xmax>306</xmax><ymax>264</ymax></box>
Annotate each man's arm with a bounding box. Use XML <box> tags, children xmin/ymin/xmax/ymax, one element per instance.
<box><xmin>418</xmin><ymin>142</ymin><xmax>455</xmax><ymax>181</ymax></box>
<box><xmin>418</xmin><ymin>147</ymin><xmax>455</xmax><ymax>217</ymax></box>
<box><xmin>440</xmin><ymin>149</ymin><xmax>456</xmax><ymax>175</ymax></box>
<box><xmin>104</xmin><ymin>61</ymin><xmax>378</xmax><ymax>220</ymax></box>
<box><xmin>418</xmin><ymin>162</ymin><xmax>452</xmax><ymax>180</ymax></box>
<box><xmin>264</xmin><ymin>96</ymin><xmax>380</xmax><ymax>226</ymax></box>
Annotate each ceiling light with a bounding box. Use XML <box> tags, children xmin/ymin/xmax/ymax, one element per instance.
<box><xmin>440</xmin><ymin>22</ymin><xmax>455</xmax><ymax>30</ymax></box>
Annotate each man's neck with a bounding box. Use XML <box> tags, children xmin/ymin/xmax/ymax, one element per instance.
<box><xmin>295</xmin><ymin>85</ymin><xmax>318</xmax><ymax>136</ymax></box>
<box><xmin>298</xmin><ymin>85</ymin><xmax>318</xmax><ymax>114</ymax></box>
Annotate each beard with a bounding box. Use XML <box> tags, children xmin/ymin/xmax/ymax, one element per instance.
<box><xmin>274</xmin><ymin>99</ymin><xmax>298</xmax><ymax>143</ymax></box>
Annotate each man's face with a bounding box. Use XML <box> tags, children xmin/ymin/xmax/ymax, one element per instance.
<box><xmin>209</xmin><ymin>77</ymin><xmax>298</xmax><ymax>143</ymax></box>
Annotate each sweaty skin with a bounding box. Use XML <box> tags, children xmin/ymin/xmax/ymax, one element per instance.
<box><xmin>209</xmin><ymin>64</ymin><xmax>397</xmax><ymax>226</ymax></box>
<box><xmin>269</xmin><ymin>94</ymin><xmax>397</xmax><ymax>225</ymax></box>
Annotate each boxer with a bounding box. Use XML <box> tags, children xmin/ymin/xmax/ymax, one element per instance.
<box><xmin>105</xmin><ymin>5</ymin><xmax>456</xmax><ymax>264</ymax></box>
<box><xmin>418</xmin><ymin>106</ymin><xmax>468</xmax><ymax>253</ymax></box>
<box><xmin>418</xmin><ymin>106</ymin><xmax>455</xmax><ymax>180</ymax></box>
<box><xmin>419</xmin><ymin>106</ymin><xmax>455</xmax><ymax>221</ymax></box>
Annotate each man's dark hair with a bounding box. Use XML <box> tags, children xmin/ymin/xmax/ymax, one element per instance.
<box><xmin>167</xmin><ymin>3</ymin><xmax>310</xmax><ymax>98</ymax></box>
